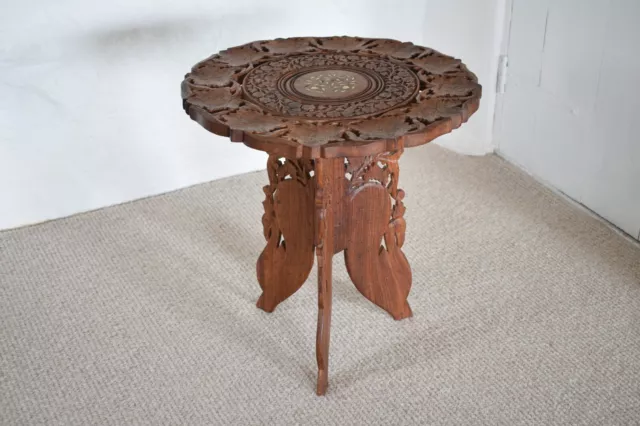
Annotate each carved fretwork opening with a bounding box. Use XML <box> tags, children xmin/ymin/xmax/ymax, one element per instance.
<box><xmin>344</xmin><ymin>152</ymin><xmax>398</xmax><ymax>191</ymax></box>
<box><xmin>261</xmin><ymin>155</ymin><xmax>314</xmax><ymax>248</ymax></box>
<box><xmin>379</xmin><ymin>236</ymin><xmax>388</xmax><ymax>253</ymax></box>
<box><xmin>344</xmin><ymin>150</ymin><xmax>407</xmax><ymax>253</ymax></box>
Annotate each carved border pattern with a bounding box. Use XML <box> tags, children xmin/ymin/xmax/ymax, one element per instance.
<box><xmin>243</xmin><ymin>54</ymin><xmax>418</xmax><ymax>118</ymax></box>
<box><xmin>181</xmin><ymin>36</ymin><xmax>482</xmax><ymax>151</ymax></box>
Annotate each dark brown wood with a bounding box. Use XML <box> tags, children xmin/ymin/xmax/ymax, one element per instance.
<box><xmin>180</xmin><ymin>36</ymin><xmax>482</xmax><ymax>395</ymax></box>
<box><xmin>182</xmin><ymin>36</ymin><xmax>481</xmax><ymax>159</ymax></box>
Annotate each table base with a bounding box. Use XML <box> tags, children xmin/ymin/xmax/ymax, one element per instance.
<box><xmin>255</xmin><ymin>149</ymin><xmax>413</xmax><ymax>395</ymax></box>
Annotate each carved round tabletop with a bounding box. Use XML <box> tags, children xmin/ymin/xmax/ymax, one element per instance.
<box><xmin>181</xmin><ymin>36</ymin><xmax>481</xmax><ymax>158</ymax></box>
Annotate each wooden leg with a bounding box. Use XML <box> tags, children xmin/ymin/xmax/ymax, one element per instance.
<box><xmin>314</xmin><ymin>158</ymin><xmax>338</xmax><ymax>395</ymax></box>
<box><xmin>256</xmin><ymin>156</ymin><xmax>315</xmax><ymax>312</ymax></box>
<box><xmin>315</xmin><ymin>234</ymin><xmax>332</xmax><ymax>395</ymax></box>
<box><xmin>343</xmin><ymin>150</ymin><xmax>412</xmax><ymax>320</ymax></box>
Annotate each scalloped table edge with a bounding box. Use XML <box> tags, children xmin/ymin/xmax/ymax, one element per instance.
<box><xmin>183</xmin><ymin>96</ymin><xmax>480</xmax><ymax>159</ymax></box>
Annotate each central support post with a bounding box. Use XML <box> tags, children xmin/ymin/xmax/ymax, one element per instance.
<box><xmin>313</xmin><ymin>158</ymin><xmax>343</xmax><ymax>395</ymax></box>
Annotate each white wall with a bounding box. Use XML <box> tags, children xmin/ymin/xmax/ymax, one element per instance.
<box><xmin>425</xmin><ymin>0</ymin><xmax>506</xmax><ymax>155</ymax></box>
<box><xmin>495</xmin><ymin>0</ymin><xmax>640</xmax><ymax>238</ymax></box>
<box><xmin>0</xmin><ymin>0</ymin><xmax>503</xmax><ymax>230</ymax></box>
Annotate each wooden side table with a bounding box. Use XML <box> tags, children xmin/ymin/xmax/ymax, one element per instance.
<box><xmin>181</xmin><ymin>36</ymin><xmax>481</xmax><ymax>395</ymax></box>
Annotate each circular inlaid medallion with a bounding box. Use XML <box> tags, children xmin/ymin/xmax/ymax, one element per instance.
<box><xmin>243</xmin><ymin>54</ymin><xmax>420</xmax><ymax>119</ymax></box>
<box><xmin>279</xmin><ymin>67</ymin><xmax>384</xmax><ymax>104</ymax></box>
<box><xmin>289</xmin><ymin>69</ymin><xmax>371</xmax><ymax>99</ymax></box>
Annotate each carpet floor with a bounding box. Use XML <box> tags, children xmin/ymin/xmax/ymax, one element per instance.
<box><xmin>1</xmin><ymin>144</ymin><xmax>640</xmax><ymax>425</ymax></box>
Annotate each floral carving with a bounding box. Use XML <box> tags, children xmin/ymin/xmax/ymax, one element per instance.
<box><xmin>216</xmin><ymin>44</ymin><xmax>266</xmax><ymax>66</ymax></box>
<box><xmin>188</xmin><ymin>64</ymin><xmax>237</xmax><ymax>88</ymax></box>
<box><xmin>423</xmin><ymin>75</ymin><xmax>480</xmax><ymax>99</ymax></box>
<box><xmin>181</xmin><ymin>36</ymin><xmax>482</xmax><ymax>153</ymax></box>
<box><xmin>411</xmin><ymin>55</ymin><xmax>463</xmax><ymax>74</ymax></box>
<box><xmin>242</xmin><ymin>54</ymin><xmax>419</xmax><ymax>119</ymax></box>
<box><xmin>390</xmin><ymin>98</ymin><xmax>466</xmax><ymax>125</ymax></box>
<box><xmin>345</xmin><ymin>150</ymin><xmax>407</xmax><ymax>251</ymax></box>
<box><xmin>274</xmin><ymin>122</ymin><xmax>347</xmax><ymax>146</ymax></box>
<box><xmin>346</xmin><ymin>115</ymin><xmax>422</xmax><ymax>140</ymax></box>
<box><xmin>183</xmin><ymin>85</ymin><xmax>243</xmax><ymax>113</ymax></box>
<box><xmin>366</xmin><ymin>39</ymin><xmax>431</xmax><ymax>59</ymax></box>
<box><xmin>258</xmin><ymin>37</ymin><xmax>316</xmax><ymax>55</ymax></box>
<box><xmin>221</xmin><ymin>109</ymin><xmax>288</xmax><ymax>134</ymax></box>
<box><xmin>311</xmin><ymin>36</ymin><xmax>369</xmax><ymax>51</ymax></box>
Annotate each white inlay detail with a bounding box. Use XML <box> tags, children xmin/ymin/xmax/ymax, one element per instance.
<box><xmin>303</xmin><ymin>72</ymin><xmax>357</xmax><ymax>94</ymax></box>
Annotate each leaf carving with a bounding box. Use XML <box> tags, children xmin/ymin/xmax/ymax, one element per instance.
<box><xmin>411</xmin><ymin>55</ymin><xmax>463</xmax><ymax>75</ymax></box>
<box><xmin>242</xmin><ymin>53</ymin><xmax>419</xmax><ymax>119</ymax></box>
<box><xmin>366</xmin><ymin>40</ymin><xmax>430</xmax><ymax>59</ymax></box>
<box><xmin>425</xmin><ymin>76</ymin><xmax>480</xmax><ymax>99</ymax></box>
<box><xmin>259</xmin><ymin>37</ymin><xmax>316</xmax><ymax>55</ymax></box>
<box><xmin>347</xmin><ymin>116</ymin><xmax>422</xmax><ymax>140</ymax></box>
<box><xmin>218</xmin><ymin>45</ymin><xmax>266</xmax><ymax>66</ymax></box>
<box><xmin>281</xmin><ymin>123</ymin><xmax>346</xmax><ymax>146</ymax></box>
<box><xmin>187</xmin><ymin>86</ymin><xmax>242</xmax><ymax>113</ymax></box>
<box><xmin>221</xmin><ymin>109</ymin><xmax>288</xmax><ymax>134</ymax></box>
<box><xmin>188</xmin><ymin>64</ymin><xmax>236</xmax><ymax>87</ymax></box>
<box><xmin>402</xmin><ymin>99</ymin><xmax>465</xmax><ymax>123</ymax></box>
<box><xmin>313</xmin><ymin>36</ymin><xmax>368</xmax><ymax>51</ymax></box>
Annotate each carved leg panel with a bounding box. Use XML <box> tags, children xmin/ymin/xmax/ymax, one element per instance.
<box><xmin>343</xmin><ymin>150</ymin><xmax>413</xmax><ymax>320</ymax></box>
<box><xmin>255</xmin><ymin>152</ymin><xmax>412</xmax><ymax>395</ymax></box>
<box><xmin>256</xmin><ymin>156</ymin><xmax>315</xmax><ymax>312</ymax></box>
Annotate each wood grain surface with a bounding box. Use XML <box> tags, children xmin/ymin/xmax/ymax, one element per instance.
<box><xmin>181</xmin><ymin>36</ymin><xmax>481</xmax><ymax>159</ymax></box>
<box><xmin>254</xmin><ymin>149</ymin><xmax>413</xmax><ymax>394</ymax></box>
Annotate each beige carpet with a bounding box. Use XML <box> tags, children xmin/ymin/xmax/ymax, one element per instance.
<box><xmin>1</xmin><ymin>144</ymin><xmax>640</xmax><ymax>425</ymax></box>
